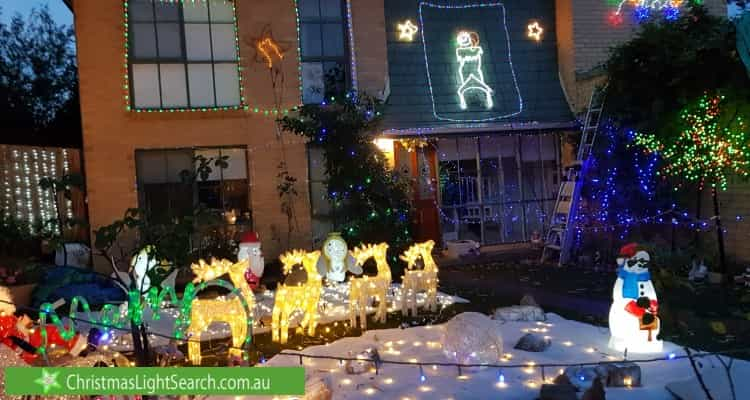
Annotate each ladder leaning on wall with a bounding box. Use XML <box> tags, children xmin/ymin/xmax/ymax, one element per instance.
<box><xmin>541</xmin><ymin>84</ymin><xmax>607</xmax><ymax>266</ymax></box>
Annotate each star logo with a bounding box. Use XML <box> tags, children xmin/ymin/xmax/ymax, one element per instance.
<box><xmin>35</xmin><ymin>369</ymin><xmax>61</xmax><ymax>394</ymax></box>
<box><xmin>527</xmin><ymin>21</ymin><xmax>544</xmax><ymax>42</ymax></box>
<box><xmin>397</xmin><ymin>20</ymin><xmax>419</xmax><ymax>42</ymax></box>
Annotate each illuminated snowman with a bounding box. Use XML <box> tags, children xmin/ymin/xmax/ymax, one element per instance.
<box><xmin>608</xmin><ymin>243</ymin><xmax>662</xmax><ymax>353</ymax></box>
<box><xmin>317</xmin><ymin>232</ymin><xmax>358</xmax><ymax>282</ymax></box>
<box><xmin>237</xmin><ymin>232</ymin><xmax>264</xmax><ymax>289</ymax></box>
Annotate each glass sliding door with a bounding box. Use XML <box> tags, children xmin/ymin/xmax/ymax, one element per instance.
<box><xmin>437</xmin><ymin>133</ymin><xmax>560</xmax><ymax>245</ymax></box>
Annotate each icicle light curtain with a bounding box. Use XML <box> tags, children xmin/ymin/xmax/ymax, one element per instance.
<box><xmin>0</xmin><ymin>145</ymin><xmax>84</xmax><ymax>237</ymax></box>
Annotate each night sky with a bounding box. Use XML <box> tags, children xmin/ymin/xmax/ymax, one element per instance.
<box><xmin>1</xmin><ymin>0</ymin><xmax>72</xmax><ymax>25</ymax></box>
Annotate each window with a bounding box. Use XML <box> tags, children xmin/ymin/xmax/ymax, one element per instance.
<box><xmin>127</xmin><ymin>0</ymin><xmax>241</xmax><ymax>109</ymax></box>
<box><xmin>135</xmin><ymin>147</ymin><xmax>250</xmax><ymax>224</ymax></box>
<box><xmin>298</xmin><ymin>0</ymin><xmax>349</xmax><ymax>104</ymax></box>
<box><xmin>437</xmin><ymin>135</ymin><xmax>560</xmax><ymax>244</ymax></box>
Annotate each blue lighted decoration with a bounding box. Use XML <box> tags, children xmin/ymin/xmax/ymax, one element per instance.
<box><xmin>418</xmin><ymin>2</ymin><xmax>523</xmax><ymax>122</ymax></box>
<box><xmin>613</xmin><ymin>0</ymin><xmax>684</xmax><ymax>25</ymax></box>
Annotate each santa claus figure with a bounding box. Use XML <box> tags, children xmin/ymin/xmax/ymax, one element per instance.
<box><xmin>0</xmin><ymin>288</ymin><xmax>88</xmax><ymax>365</ymax></box>
<box><xmin>608</xmin><ymin>243</ymin><xmax>662</xmax><ymax>353</ymax></box>
<box><xmin>237</xmin><ymin>232</ymin><xmax>264</xmax><ymax>290</ymax></box>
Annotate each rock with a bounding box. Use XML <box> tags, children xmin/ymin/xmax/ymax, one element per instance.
<box><xmin>553</xmin><ymin>374</ymin><xmax>573</xmax><ymax>386</ymax></box>
<box><xmin>564</xmin><ymin>366</ymin><xmax>600</xmax><ymax>390</ymax></box>
<box><xmin>539</xmin><ymin>383</ymin><xmax>577</xmax><ymax>400</ymax></box>
<box><xmin>344</xmin><ymin>348</ymin><xmax>380</xmax><ymax>375</ymax></box>
<box><xmin>520</xmin><ymin>294</ymin><xmax>539</xmax><ymax>306</ymax></box>
<box><xmin>598</xmin><ymin>363</ymin><xmax>641</xmax><ymax>387</ymax></box>
<box><xmin>442</xmin><ymin>312</ymin><xmax>503</xmax><ymax>365</ymax></box>
<box><xmin>582</xmin><ymin>377</ymin><xmax>606</xmax><ymax>400</ymax></box>
<box><xmin>514</xmin><ymin>333</ymin><xmax>551</xmax><ymax>352</ymax></box>
<box><xmin>303</xmin><ymin>376</ymin><xmax>333</xmax><ymax>400</ymax></box>
<box><xmin>565</xmin><ymin>363</ymin><xmax>641</xmax><ymax>389</ymax></box>
<box><xmin>492</xmin><ymin>305</ymin><xmax>546</xmax><ymax>322</ymax></box>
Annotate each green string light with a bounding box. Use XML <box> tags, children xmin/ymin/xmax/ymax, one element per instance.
<box><xmin>635</xmin><ymin>93</ymin><xmax>750</xmax><ymax>191</ymax></box>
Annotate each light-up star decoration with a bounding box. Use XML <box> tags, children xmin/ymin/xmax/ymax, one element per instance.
<box><xmin>527</xmin><ymin>21</ymin><xmax>543</xmax><ymax>42</ymax></box>
<box><xmin>398</xmin><ymin>20</ymin><xmax>419</xmax><ymax>41</ymax></box>
<box><xmin>455</xmin><ymin>31</ymin><xmax>493</xmax><ymax>110</ymax></box>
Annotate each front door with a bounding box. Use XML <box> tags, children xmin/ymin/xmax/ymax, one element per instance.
<box><xmin>395</xmin><ymin>142</ymin><xmax>441</xmax><ymax>244</ymax></box>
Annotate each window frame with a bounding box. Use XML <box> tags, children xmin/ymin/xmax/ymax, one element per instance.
<box><xmin>124</xmin><ymin>0</ymin><xmax>245</xmax><ymax>111</ymax></box>
<box><xmin>134</xmin><ymin>146</ymin><xmax>251</xmax><ymax>222</ymax></box>
<box><xmin>297</xmin><ymin>0</ymin><xmax>352</xmax><ymax>103</ymax></box>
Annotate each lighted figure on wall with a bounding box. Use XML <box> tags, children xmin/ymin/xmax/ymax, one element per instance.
<box><xmin>237</xmin><ymin>231</ymin><xmax>264</xmax><ymax>290</ymax></box>
<box><xmin>608</xmin><ymin>243</ymin><xmax>662</xmax><ymax>353</ymax></box>
<box><xmin>398</xmin><ymin>19</ymin><xmax>419</xmax><ymax>41</ymax></box>
<box><xmin>348</xmin><ymin>243</ymin><xmax>392</xmax><ymax>330</ymax></box>
<box><xmin>272</xmin><ymin>250</ymin><xmax>323</xmax><ymax>344</ymax></box>
<box><xmin>399</xmin><ymin>240</ymin><xmax>439</xmax><ymax>317</ymax></box>
<box><xmin>455</xmin><ymin>31</ymin><xmax>493</xmax><ymax>110</ymax></box>
<box><xmin>187</xmin><ymin>259</ymin><xmax>255</xmax><ymax>365</ymax></box>
<box><xmin>317</xmin><ymin>232</ymin><xmax>358</xmax><ymax>283</ymax></box>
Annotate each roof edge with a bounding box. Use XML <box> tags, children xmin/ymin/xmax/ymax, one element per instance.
<box><xmin>380</xmin><ymin>121</ymin><xmax>578</xmax><ymax>138</ymax></box>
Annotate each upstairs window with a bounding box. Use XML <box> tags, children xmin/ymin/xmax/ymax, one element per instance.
<box><xmin>127</xmin><ymin>0</ymin><xmax>241</xmax><ymax>110</ymax></box>
<box><xmin>298</xmin><ymin>0</ymin><xmax>350</xmax><ymax>104</ymax></box>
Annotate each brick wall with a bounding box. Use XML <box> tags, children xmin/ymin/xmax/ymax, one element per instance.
<box><xmin>557</xmin><ymin>0</ymin><xmax>727</xmax><ymax>113</ymax></box>
<box><xmin>74</xmin><ymin>0</ymin><xmax>313</xmax><ymax>264</ymax></box>
<box><xmin>351</xmin><ymin>0</ymin><xmax>389</xmax><ymax>98</ymax></box>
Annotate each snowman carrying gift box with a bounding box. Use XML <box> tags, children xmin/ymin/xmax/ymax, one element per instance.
<box><xmin>608</xmin><ymin>243</ymin><xmax>662</xmax><ymax>353</ymax></box>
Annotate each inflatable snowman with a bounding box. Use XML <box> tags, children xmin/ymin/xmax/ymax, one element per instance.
<box><xmin>237</xmin><ymin>232</ymin><xmax>264</xmax><ymax>289</ymax></box>
<box><xmin>608</xmin><ymin>243</ymin><xmax>662</xmax><ymax>353</ymax></box>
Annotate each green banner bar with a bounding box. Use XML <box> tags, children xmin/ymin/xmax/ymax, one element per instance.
<box><xmin>5</xmin><ymin>367</ymin><xmax>305</xmax><ymax>396</ymax></box>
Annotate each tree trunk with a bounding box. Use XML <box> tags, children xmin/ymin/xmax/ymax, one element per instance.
<box><xmin>131</xmin><ymin>321</ymin><xmax>151</xmax><ymax>367</ymax></box>
<box><xmin>713</xmin><ymin>188</ymin><xmax>727</xmax><ymax>274</ymax></box>
<box><xmin>694</xmin><ymin>187</ymin><xmax>702</xmax><ymax>249</ymax></box>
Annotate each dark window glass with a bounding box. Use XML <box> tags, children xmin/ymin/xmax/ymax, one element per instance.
<box><xmin>127</xmin><ymin>0</ymin><xmax>240</xmax><ymax>109</ymax></box>
<box><xmin>298</xmin><ymin>0</ymin><xmax>350</xmax><ymax>104</ymax></box>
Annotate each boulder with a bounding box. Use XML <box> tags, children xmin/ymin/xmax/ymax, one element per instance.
<box><xmin>344</xmin><ymin>348</ymin><xmax>380</xmax><ymax>375</ymax></box>
<box><xmin>520</xmin><ymin>294</ymin><xmax>539</xmax><ymax>306</ymax></box>
<box><xmin>582</xmin><ymin>377</ymin><xmax>606</xmax><ymax>400</ymax></box>
<box><xmin>514</xmin><ymin>333</ymin><xmax>551</xmax><ymax>352</ymax></box>
<box><xmin>492</xmin><ymin>305</ymin><xmax>546</xmax><ymax>322</ymax></box>
<box><xmin>442</xmin><ymin>312</ymin><xmax>503</xmax><ymax>365</ymax></box>
<box><xmin>564</xmin><ymin>362</ymin><xmax>641</xmax><ymax>389</ymax></box>
<box><xmin>598</xmin><ymin>363</ymin><xmax>641</xmax><ymax>387</ymax></box>
<box><xmin>303</xmin><ymin>376</ymin><xmax>333</xmax><ymax>400</ymax></box>
<box><xmin>539</xmin><ymin>383</ymin><xmax>577</xmax><ymax>400</ymax></box>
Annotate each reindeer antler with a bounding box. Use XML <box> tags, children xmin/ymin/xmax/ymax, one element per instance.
<box><xmin>191</xmin><ymin>258</ymin><xmax>233</xmax><ymax>283</ymax></box>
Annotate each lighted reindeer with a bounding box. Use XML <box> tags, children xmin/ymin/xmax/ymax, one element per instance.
<box><xmin>187</xmin><ymin>258</ymin><xmax>255</xmax><ymax>365</ymax></box>
<box><xmin>399</xmin><ymin>240</ymin><xmax>439</xmax><ymax>317</ymax></box>
<box><xmin>271</xmin><ymin>250</ymin><xmax>323</xmax><ymax>344</ymax></box>
<box><xmin>348</xmin><ymin>243</ymin><xmax>392</xmax><ymax>330</ymax></box>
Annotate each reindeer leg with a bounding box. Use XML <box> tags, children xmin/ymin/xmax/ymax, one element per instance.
<box><xmin>272</xmin><ymin>299</ymin><xmax>281</xmax><ymax>343</ymax></box>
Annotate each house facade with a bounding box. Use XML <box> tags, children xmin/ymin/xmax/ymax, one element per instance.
<box><xmin>72</xmin><ymin>0</ymin><xmax>727</xmax><ymax>261</ymax></box>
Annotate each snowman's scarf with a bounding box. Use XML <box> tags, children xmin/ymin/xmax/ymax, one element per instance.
<box><xmin>617</xmin><ymin>267</ymin><xmax>651</xmax><ymax>299</ymax></box>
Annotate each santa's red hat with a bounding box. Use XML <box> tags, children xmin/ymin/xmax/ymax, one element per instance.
<box><xmin>619</xmin><ymin>243</ymin><xmax>639</xmax><ymax>258</ymax></box>
<box><xmin>240</xmin><ymin>231</ymin><xmax>260</xmax><ymax>244</ymax></box>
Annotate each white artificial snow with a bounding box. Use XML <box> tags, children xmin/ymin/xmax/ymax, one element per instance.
<box><xmin>204</xmin><ymin>313</ymin><xmax>750</xmax><ymax>400</ymax></box>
